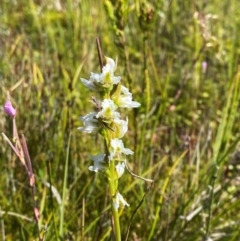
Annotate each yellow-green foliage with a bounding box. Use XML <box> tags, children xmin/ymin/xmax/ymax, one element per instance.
<box><xmin>1</xmin><ymin>0</ymin><xmax>240</xmax><ymax>240</ymax></box>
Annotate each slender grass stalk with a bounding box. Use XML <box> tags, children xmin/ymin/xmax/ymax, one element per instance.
<box><xmin>46</xmin><ymin>159</ymin><xmax>59</xmax><ymax>240</ymax></box>
<box><xmin>60</xmin><ymin>132</ymin><xmax>71</xmax><ymax>237</ymax></box>
<box><xmin>148</xmin><ymin>150</ymin><xmax>188</xmax><ymax>241</ymax></box>
<box><xmin>0</xmin><ymin>207</ymin><xmax>5</xmax><ymax>241</ymax></box>
<box><xmin>205</xmin><ymin>166</ymin><xmax>218</xmax><ymax>239</ymax></box>
<box><xmin>81</xmin><ymin>197</ymin><xmax>85</xmax><ymax>241</ymax></box>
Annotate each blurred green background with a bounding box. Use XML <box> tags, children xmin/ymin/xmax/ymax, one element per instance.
<box><xmin>0</xmin><ymin>0</ymin><xmax>240</xmax><ymax>240</ymax></box>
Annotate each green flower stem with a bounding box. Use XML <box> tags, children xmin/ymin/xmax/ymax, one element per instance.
<box><xmin>108</xmin><ymin>160</ymin><xmax>121</xmax><ymax>241</ymax></box>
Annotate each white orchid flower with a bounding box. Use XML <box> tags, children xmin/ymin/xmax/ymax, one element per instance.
<box><xmin>78</xmin><ymin>112</ymin><xmax>99</xmax><ymax>133</ymax></box>
<box><xmin>115</xmin><ymin>162</ymin><xmax>125</xmax><ymax>178</ymax></box>
<box><xmin>113</xmin><ymin>118</ymin><xmax>128</xmax><ymax>139</ymax></box>
<box><xmin>88</xmin><ymin>154</ymin><xmax>106</xmax><ymax>172</ymax></box>
<box><xmin>96</xmin><ymin>99</ymin><xmax>120</xmax><ymax>120</ymax></box>
<box><xmin>114</xmin><ymin>85</ymin><xmax>141</xmax><ymax>108</ymax></box>
<box><xmin>113</xmin><ymin>192</ymin><xmax>130</xmax><ymax>210</ymax></box>
<box><xmin>109</xmin><ymin>138</ymin><xmax>133</xmax><ymax>161</ymax></box>
<box><xmin>80</xmin><ymin>57</ymin><xmax>121</xmax><ymax>91</ymax></box>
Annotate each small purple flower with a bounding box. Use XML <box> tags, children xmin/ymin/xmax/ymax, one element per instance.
<box><xmin>202</xmin><ymin>61</ymin><xmax>208</xmax><ymax>74</ymax></box>
<box><xmin>4</xmin><ymin>100</ymin><xmax>17</xmax><ymax>118</ymax></box>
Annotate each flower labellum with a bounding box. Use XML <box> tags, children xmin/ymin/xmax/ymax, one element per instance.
<box><xmin>78</xmin><ymin>112</ymin><xmax>100</xmax><ymax>133</ymax></box>
<box><xmin>96</xmin><ymin>99</ymin><xmax>120</xmax><ymax>120</ymax></box>
<box><xmin>113</xmin><ymin>85</ymin><xmax>141</xmax><ymax>108</ymax></box>
<box><xmin>88</xmin><ymin>153</ymin><xmax>106</xmax><ymax>172</ymax></box>
<box><xmin>113</xmin><ymin>118</ymin><xmax>128</xmax><ymax>139</ymax></box>
<box><xmin>115</xmin><ymin>162</ymin><xmax>125</xmax><ymax>178</ymax></box>
<box><xmin>109</xmin><ymin>138</ymin><xmax>134</xmax><ymax>161</ymax></box>
<box><xmin>113</xmin><ymin>192</ymin><xmax>130</xmax><ymax>210</ymax></box>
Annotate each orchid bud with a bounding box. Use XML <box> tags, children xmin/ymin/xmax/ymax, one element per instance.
<box><xmin>4</xmin><ymin>100</ymin><xmax>17</xmax><ymax>118</ymax></box>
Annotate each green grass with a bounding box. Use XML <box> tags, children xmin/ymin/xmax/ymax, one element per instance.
<box><xmin>1</xmin><ymin>0</ymin><xmax>240</xmax><ymax>240</ymax></box>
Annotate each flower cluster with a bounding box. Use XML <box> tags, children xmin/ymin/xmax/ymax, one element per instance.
<box><xmin>79</xmin><ymin>57</ymin><xmax>140</xmax><ymax>210</ymax></box>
